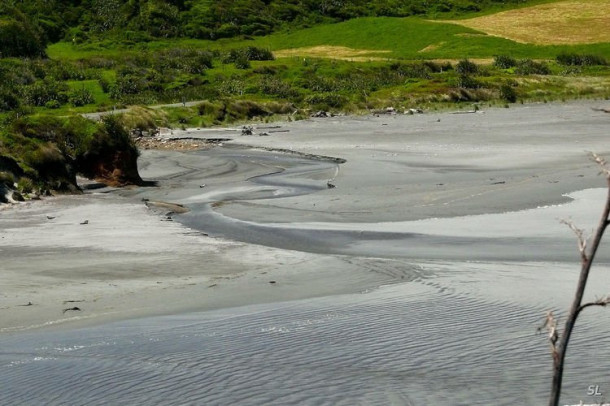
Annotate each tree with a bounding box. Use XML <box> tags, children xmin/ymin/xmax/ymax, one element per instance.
<box><xmin>542</xmin><ymin>153</ymin><xmax>610</xmax><ymax>406</ymax></box>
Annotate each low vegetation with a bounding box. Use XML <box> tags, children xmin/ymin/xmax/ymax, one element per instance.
<box><xmin>1</xmin><ymin>0</ymin><xmax>609</xmax><ymax>196</ymax></box>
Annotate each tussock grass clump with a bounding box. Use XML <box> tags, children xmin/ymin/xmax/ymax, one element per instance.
<box><xmin>17</xmin><ymin>177</ymin><xmax>34</xmax><ymax>193</ymax></box>
<box><xmin>120</xmin><ymin>106</ymin><xmax>168</xmax><ymax>131</ymax></box>
<box><xmin>226</xmin><ymin>100</ymin><xmax>272</xmax><ymax>120</ymax></box>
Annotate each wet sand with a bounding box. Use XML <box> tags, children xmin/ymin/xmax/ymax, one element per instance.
<box><xmin>2</xmin><ymin>100</ymin><xmax>610</xmax><ymax>405</ymax></box>
<box><xmin>1</xmin><ymin>100</ymin><xmax>609</xmax><ymax>334</ymax></box>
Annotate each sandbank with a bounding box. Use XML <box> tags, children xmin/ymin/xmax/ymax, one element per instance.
<box><xmin>1</xmin><ymin>100</ymin><xmax>610</xmax><ymax>333</ymax></box>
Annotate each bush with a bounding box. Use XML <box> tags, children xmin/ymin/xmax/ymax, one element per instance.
<box><xmin>234</xmin><ymin>56</ymin><xmax>251</xmax><ymax>70</ymax></box>
<box><xmin>223</xmin><ymin>47</ymin><xmax>274</xmax><ymax>64</ymax></box>
<box><xmin>500</xmin><ymin>82</ymin><xmax>518</xmax><ymax>103</ymax></box>
<box><xmin>456</xmin><ymin>59</ymin><xmax>479</xmax><ymax>75</ymax></box>
<box><xmin>556</xmin><ymin>53</ymin><xmax>607</xmax><ymax>66</ymax></box>
<box><xmin>69</xmin><ymin>87</ymin><xmax>94</xmax><ymax>107</ymax></box>
<box><xmin>98</xmin><ymin>78</ymin><xmax>111</xmax><ymax>93</ymax></box>
<box><xmin>44</xmin><ymin>100</ymin><xmax>61</xmax><ymax>109</ymax></box>
<box><xmin>515</xmin><ymin>59</ymin><xmax>550</xmax><ymax>75</ymax></box>
<box><xmin>456</xmin><ymin>74</ymin><xmax>481</xmax><ymax>89</ymax></box>
<box><xmin>244</xmin><ymin>47</ymin><xmax>274</xmax><ymax>61</ymax></box>
<box><xmin>0</xmin><ymin>89</ymin><xmax>21</xmax><ymax>112</ymax></box>
<box><xmin>494</xmin><ymin>55</ymin><xmax>517</xmax><ymax>69</ymax></box>
<box><xmin>23</xmin><ymin>79</ymin><xmax>69</xmax><ymax>106</ymax></box>
<box><xmin>0</xmin><ymin>18</ymin><xmax>46</xmax><ymax>58</ymax></box>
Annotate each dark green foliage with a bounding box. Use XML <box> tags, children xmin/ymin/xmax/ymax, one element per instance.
<box><xmin>93</xmin><ymin>115</ymin><xmax>136</xmax><ymax>153</ymax></box>
<box><xmin>0</xmin><ymin>113</ymin><xmax>142</xmax><ymax>190</ymax></box>
<box><xmin>223</xmin><ymin>47</ymin><xmax>275</xmax><ymax>64</ymax></box>
<box><xmin>515</xmin><ymin>59</ymin><xmax>550</xmax><ymax>75</ymax></box>
<box><xmin>455</xmin><ymin>74</ymin><xmax>481</xmax><ymax>89</ymax></box>
<box><xmin>244</xmin><ymin>47</ymin><xmax>275</xmax><ymax>61</ymax></box>
<box><xmin>234</xmin><ymin>56</ymin><xmax>251</xmax><ymax>70</ymax></box>
<box><xmin>2</xmin><ymin>0</ymin><xmax>546</xmax><ymax>44</ymax></box>
<box><xmin>493</xmin><ymin>55</ymin><xmax>517</xmax><ymax>69</ymax></box>
<box><xmin>22</xmin><ymin>78</ymin><xmax>69</xmax><ymax>106</ymax></box>
<box><xmin>456</xmin><ymin>59</ymin><xmax>479</xmax><ymax>75</ymax></box>
<box><xmin>69</xmin><ymin>87</ymin><xmax>94</xmax><ymax>107</ymax></box>
<box><xmin>44</xmin><ymin>99</ymin><xmax>61</xmax><ymax>109</ymax></box>
<box><xmin>556</xmin><ymin>53</ymin><xmax>608</xmax><ymax>66</ymax></box>
<box><xmin>500</xmin><ymin>82</ymin><xmax>518</xmax><ymax>102</ymax></box>
<box><xmin>0</xmin><ymin>18</ymin><xmax>46</xmax><ymax>58</ymax></box>
<box><xmin>0</xmin><ymin>89</ymin><xmax>21</xmax><ymax>112</ymax></box>
<box><xmin>154</xmin><ymin>48</ymin><xmax>214</xmax><ymax>73</ymax></box>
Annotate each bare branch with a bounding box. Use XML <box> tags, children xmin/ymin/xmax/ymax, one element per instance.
<box><xmin>578</xmin><ymin>296</ymin><xmax>610</xmax><ymax>314</ymax></box>
<box><xmin>560</xmin><ymin>218</ymin><xmax>589</xmax><ymax>263</ymax></box>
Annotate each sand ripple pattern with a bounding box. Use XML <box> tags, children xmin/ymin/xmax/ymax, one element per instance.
<box><xmin>2</xmin><ymin>274</ymin><xmax>609</xmax><ymax>405</ymax></box>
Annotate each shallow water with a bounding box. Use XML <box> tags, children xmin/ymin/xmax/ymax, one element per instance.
<box><xmin>2</xmin><ymin>261</ymin><xmax>609</xmax><ymax>405</ymax></box>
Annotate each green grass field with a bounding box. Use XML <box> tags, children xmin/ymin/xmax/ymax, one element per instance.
<box><xmin>48</xmin><ymin>16</ymin><xmax>610</xmax><ymax>64</ymax></box>
<box><xmin>250</xmin><ymin>17</ymin><xmax>610</xmax><ymax>60</ymax></box>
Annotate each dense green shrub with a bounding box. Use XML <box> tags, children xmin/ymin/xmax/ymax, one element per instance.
<box><xmin>244</xmin><ymin>47</ymin><xmax>274</xmax><ymax>61</ymax></box>
<box><xmin>455</xmin><ymin>74</ymin><xmax>481</xmax><ymax>89</ymax></box>
<box><xmin>224</xmin><ymin>47</ymin><xmax>274</xmax><ymax>64</ymax></box>
<box><xmin>500</xmin><ymin>82</ymin><xmax>518</xmax><ymax>102</ymax></box>
<box><xmin>456</xmin><ymin>59</ymin><xmax>479</xmax><ymax>75</ymax></box>
<box><xmin>234</xmin><ymin>55</ymin><xmax>251</xmax><ymax>70</ymax></box>
<box><xmin>154</xmin><ymin>48</ymin><xmax>214</xmax><ymax>74</ymax></box>
<box><xmin>23</xmin><ymin>79</ymin><xmax>69</xmax><ymax>106</ymax></box>
<box><xmin>493</xmin><ymin>55</ymin><xmax>517</xmax><ymax>69</ymax></box>
<box><xmin>69</xmin><ymin>87</ymin><xmax>94</xmax><ymax>106</ymax></box>
<box><xmin>44</xmin><ymin>99</ymin><xmax>61</xmax><ymax>109</ymax></box>
<box><xmin>556</xmin><ymin>53</ymin><xmax>607</xmax><ymax>66</ymax></box>
<box><xmin>0</xmin><ymin>16</ymin><xmax>46</xmax><ymax>58</ymax></box>
<box><xmin>0</xmin><ymin>89</ymin><xmax>21</xmax><ymax>112</ymax></box>
<box><xmin>515</xmin><ymin>59</ymin><xmax>550</xmax><ymax>75</ymax></box>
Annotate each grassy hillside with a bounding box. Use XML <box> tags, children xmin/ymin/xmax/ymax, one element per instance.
<box><xmin>1</xmin><ymin>0</ymin><xmax>553</xmax><ymax>49</ymax></box>
<box><xmin>446</xmin><ymin>0</ymin><xmax>610</xmax><ymax>45</ymax></box>
<box><xmin>249</xmin><ymin>16</ymin><xmax>610</xmax><ymax>60</ymax></box>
